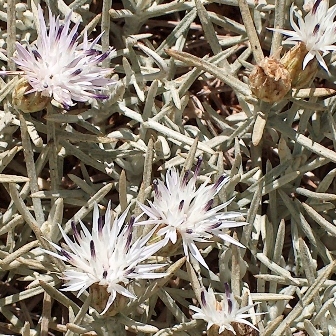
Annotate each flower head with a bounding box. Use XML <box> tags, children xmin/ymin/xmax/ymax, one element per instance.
<box><xmin>189</xmin><ymin>284</ymin><xmax>260</xmax><ymax>335</ymax></box>
<box><xmin>7</xmin><ymin>6</ymin><xmax>114</xmax><ymax>109</ymax></box>
<box><xmin>45</xmin><ymin>203</ymin><xmax>166</xmax><ymax>314</ymax></box>
<box><xmin>137</xmin><ymin>158</ymin><xmax>246</xmax><ymax>269</ymax></box>
<box><xmin>272</xmin><ymin>0</ymin><xmax>336</xmax><ymax>72</ymax></box>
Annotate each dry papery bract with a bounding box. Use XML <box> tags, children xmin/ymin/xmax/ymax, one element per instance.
<box><xmin>1</xmin><ymin>0</ymin><xmax>336</xmax><ymax>336</ymax></box>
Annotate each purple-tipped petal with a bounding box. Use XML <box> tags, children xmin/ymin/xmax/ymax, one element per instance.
<box><xmin>42</xmin><ymin>201</ymin><xmax>166</xmax><ymax>315</ymax></box>
<box><xmin>9</xmin><ymin>4</ymin><xmax>116</xmax><ymax>107</ymax></box>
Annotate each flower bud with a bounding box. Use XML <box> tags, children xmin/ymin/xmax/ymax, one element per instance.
<box><xmin>280</xmin><ymin>42</ymin><xmax>318</xmax><ymax>89</ymax></box>
<box><xmin>90</xmin><ymin>283</ymin><xmax>129</xmax><ymax>316</ymax></box>
<box><xmin>12</xmin><ymin>78</ymin><xmax>50</xmax><ymax>113</ymax></box>
<box><xmin>207</xmin><ymin>323</ymin><xmax>258</xmax><ymax>336</ymax></box>
<box><xmin>149</xmin><ymin>225</ymin><xmax>182</xmax><ymax>257</ymax></box>
<box><xmin>249</xmin><ymin>56</ymin><xmax>291</xmax><ymax>103</ymax></box>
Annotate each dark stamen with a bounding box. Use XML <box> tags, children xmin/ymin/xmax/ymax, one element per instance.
<box><xmin>125</xmin><ymin>217</ymin><xmax>135</xmax><ymax>250</ymax></box>
<box><xmin>153</xmin><ymin>180</ymin><xmax>160</xmax><ymax>196</ymax></box>
<box><xmin>213</xmin><ymin>175</ymin><xmax>226</xmax><ymax>190</ymax></box>
<box><xmin>210</xmin><ymin>221</ymin><xmax>222</xmax><ymax>229</ymax></box>
<box><xmin>313</xmin><ymin>24</ymin><xmax>320</xmax><ymax>35</ymax></box>
<box><xmin>228</xmin><ymin>296</ymin><xmax>233</xmax><ymax>314</ymax></box>
<box><xmin>93</xmin><ymin>93</ymin><xmax>109</xmax><ymax>100</ymax></box>
<box><xmin>204</xmin><ymin>199</ymin><xmax>213</xmax><ymax>211</ymax></box>
<box><xmin>125</xmin><ymin>267</ymin><xmax>135</xmax><ymax>275</ymax></box>
<box><xmin>129</xmin><ymin>216</ymin><xmax>135</xmax><ymax>230</ymax></box>
<box><xmin>96</xmin><ymin>52</ymin><xmax>109</xmax><ymax>63</ymax></box>
<box><xmin>181</xmin><ymin>171</ymin><xmax>190</xmax><ymax>187</ymax></box>
<box><xmin>201</xmin><ymin>291</ymin><xmax>206</xmax><ymax>306</ymax></box>
<box><xmin>61</xmin><ymin>249</ymin><xmax>72</xmax><ymax>260</ymax></box>
<box><xmin>179</xmin><ymin>200</ymin><xmax>184</xmax><ymax>211</ymax></box>
<box><xmin>224</xmin><ymin>282</ymin><xmax>233</xmax><ymax>312</ymax></box>
<box><xmin>90</xmin><ymin>240</ymin><xmax>96</xmax><ymax>259</ymax></box>
<box><xmin>84</xmin><ymin>49</ymin><xmax>99</xmax><ymax>57</ymax></box>
<box><xmin>98</xmin><ymin>215</ymin><xmax>104</xmax><ymax>234</ymax></box>
<box><xmin>71</xmin><ymin>68</ymin><xmax>82</xmax><ymax>76</ymax></box>
<box><xmin>71</xmin><ymin>221</ymin><xmax>80</xmax><ymax>242</ymax></box>
<box><xmin>312</xmin><ymin>0</ymin><xmax>322</xmax><ymax>14</ymax></box>
<box><xmin>224</xmin><ymin>282</ymin><xmax>231</xmax><ymax>296</ymax></box>
<box><xmin>62</xmin><ymin>102</ymin><xmax>70</xmax><ymax>110</ymax></box>
<box><xmin>194</xmin><ymin>156</ymin><xmax>203</xmax><ymax>177</ymax></box>
<box><xmin>56</xmin><ymin>25</ymin><xmax>64</xmax><ymax>40</ymax></box>
<box><xmin>70</xmin><ymin>32</ymin><xmax>79</xmax><ymax>47</ymax></box>
<box><xmin>32</xmin><ymin>49</ymin><xmax>42</xmax><ymax>60</ymax></box>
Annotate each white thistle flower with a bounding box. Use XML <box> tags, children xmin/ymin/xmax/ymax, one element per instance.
<box><xmin>189</xmin><ymin>284</ymin><xmax>260</xmax><ymax>335</ymax></box>
<box><xmin>272</xmin><ymin>0</ymin><xmax>336</xmax><ymax>72</ymax></box>
<box><xmin>136</xmin><ymin>158</ymin><xmax>246</xmax><ymax>269</ymax></box>
<box><xmin>4</xmin><ymin>6</ymin><xmax>114</xmax><ymax>108</ymax></box>
<box><xmin>45</xmin><ymin>203</ymin><xmax>166</xmax><ymax>314</ymax></box>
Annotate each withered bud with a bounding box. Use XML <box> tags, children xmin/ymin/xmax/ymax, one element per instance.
<box><xmin>280</xmin><ymin>42</ymin><xmax>318</xmax><ymax>89</ymax></box>
<box><xmin>249</xmin><ymin>56</ymin><xmax>291</xmax><ymax>103</ymax></box>
<box><xmin>13</xmin><ymin>78</ymin><xmax>50</xmax><ymax>113</ymax></box>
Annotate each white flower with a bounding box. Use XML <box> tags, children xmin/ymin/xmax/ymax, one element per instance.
<box><xmin>272</xmin><ymin>0</ymin><xmax>336</xmax><ymax>72</ymax></box>
<box><xmin>6</xmin><ymin>6</ymin><xmax>114</xmax><ymax>108</ymax></box>
<box><xmin>136</xmin><ymin>158</ymin><xmax>246</xmax><ymax>269</ymax></box>
<box><xmin>45</xmin><ymin>203</ymin><xmax>166</xmax><ymax>314</ymax></box>
<box><xmin>189</xmin><ymin>284</ymin><xmax>260</xmax><ymax>335</ymax></box>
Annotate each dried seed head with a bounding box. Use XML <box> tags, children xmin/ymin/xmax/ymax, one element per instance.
<box><xmin>280</xmin><ymin>42</ymin><xmax>319</xmax><ymax>88</ymax></box>
<box><xmin>249</xmin><ymin>56</ymin><xmax>292</xmax><ymax>103</ymax></box>
<box><xmin>13</xmin><ymin>78</ymin><xmax>50</xmax><ymax>113</ymax></box>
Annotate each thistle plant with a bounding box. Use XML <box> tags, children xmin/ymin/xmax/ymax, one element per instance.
<box><xmin>1</xmin><ymin>1</ymin><xmax>336</xmax><ymax>336</ymax></box>
<box><xmin>44</xmin><ymin>203</ymin><xmax>167</xmax><ymax>315</ymax></box>
<box><xmin>2</xmin><ymin>5</ymin><xmax>114</xmax><ymax>111</ymax></box>
<box><xmin>189</xmin><ymin>283</ymin><xmax>260</xmax><ymax>335</ymax></box>
<box><xmin>137</xmin><ymin>157</ymin><xmax>246</xmax><ymax>269</ymax></box>
<box><xmin>272</xmin><ymin>0</ymin><xmax>336</xmax><ymax>72</ymax></box>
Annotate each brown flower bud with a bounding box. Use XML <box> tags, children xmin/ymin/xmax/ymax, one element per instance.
<box><xmin>249</xmin><ymin>56</ymin><xmax>291</xmax><ymax>103</ymax></box>
<box><xmin>280</xmin><ymin>42</ymin><xmax>318</xmax><ymax>89</ymax></box>
<box><xmin>12</xmin><ymin>78</ymin><xmax>50</xmax><ymax>113</ymax></box>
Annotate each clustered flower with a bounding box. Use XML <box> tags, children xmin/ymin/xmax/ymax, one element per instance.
<box><xmin>6</xmin><ymin>0</ymin><xmax>335</xmax><ymax>333</ymax></box>
<box><xmin>45</xmin><ymin>158</ymin><xmax>258</xmax><ymax>331</ymax></box>
<box><xmin>189</xmin><ymin>284</ymin><xmax>260</xmax><ymax>335</ymax></box>
<box><xmin>45</xmin><ymin>203</ymin><xmax>166</xmax><ymax>314</ymax></box>
<box><xmin>250</xmin><ymin>0</ymin><xmax>336</xmax><ymax>102</ymax></box>
<box><xmin>273</xmin><ymin>0</ymin><xmax>336</xmax><ymax>72</ymax></box>
<box><xmin>21</xmin><ymin>5</ymin><xmax>262</xmax><ymax>333</ymax></box>
<box><xmin>2</xmin><ymin>5</ymin><xmax>114</xmax><ymax>110</ymax></box>
<box><xmin>136</xmin><ymin>157</ymin><xmax>246</xmax><ymax>269</ymax></box>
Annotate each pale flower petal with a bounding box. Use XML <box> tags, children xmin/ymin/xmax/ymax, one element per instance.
<box><xmin>5</xmin><ymin>5</ymin><xmax>115</xmax><ymax>108</ymax></box>
<box><xmin>43</xmin><ymin>202</ymin><xmax>166</xmax><ymax>313</ymax></box>
<box><xmin>189</xmin><ymin>284</ymin><xmax>261</xmax><ymax>334</ymax></box>
<box><xmin>136</xmin><ymin>157</ymin><xmax>246</xmax><ymax>269</ymax></box>
<box><xmin>271</xmin><ymin>0</ymin><xmax>336</xmax><ymax>71</ymax></box>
